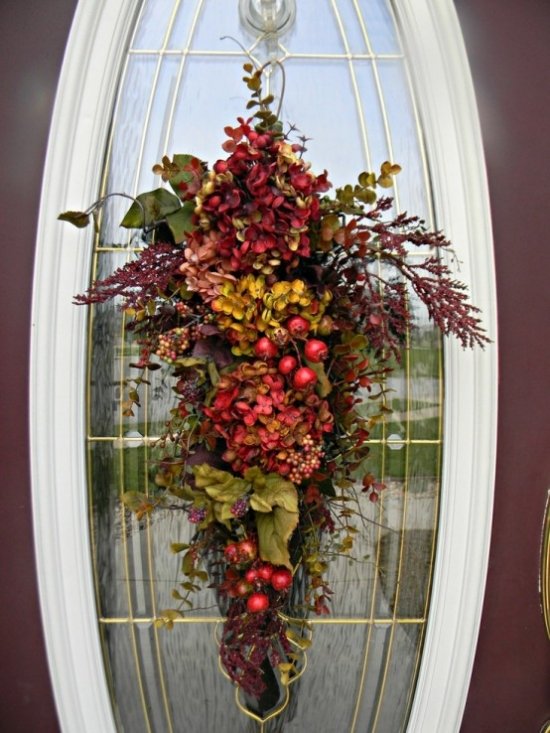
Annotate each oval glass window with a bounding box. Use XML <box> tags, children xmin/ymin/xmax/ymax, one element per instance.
<box><xmin>87</xmin><ymin>2</ymin><xmax>444</xmax><ymax>731</ymax></box>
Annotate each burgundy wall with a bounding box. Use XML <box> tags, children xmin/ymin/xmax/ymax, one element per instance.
<box><xmin>0</xmin><ymin>1</ymin><xmax>548</xmax><ymax>732</ymax></box>
<box><xmin>0</xmin><ymin>2</ymin><xmax>77</xmax><ymax>731</ymax></box>
<box><xmin>456</xmin><ymin>1</ymin><xmax>550</xmax><ymax>730</ymax></box>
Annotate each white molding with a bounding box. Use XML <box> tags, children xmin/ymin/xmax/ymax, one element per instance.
<box><xmin>30</xmin><ymin>1</ymin><xmax>140</xmax><ymax>732</ymax></box>
<box><xmin>31</xmin><ymin>1</ymin><xmax>497</xmax><ymax>732</ymax></box>
<box><xmin>395</xmin><ymin>1</ymin><xmax>498</xmax><ymax>732</ymax></box>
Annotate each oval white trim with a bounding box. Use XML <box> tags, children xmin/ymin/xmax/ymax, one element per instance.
<box><xmin>30</xmin><ymin>2</ymin><xmax>140</xmax><ymax>732</ymax></box>
<box><xmin>30</xmin><ymin>1</ymin><xmax>497</xmax><ymax>732</ymax></box>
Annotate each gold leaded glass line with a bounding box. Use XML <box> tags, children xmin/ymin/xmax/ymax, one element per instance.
<box><xmin>159</xmin><ymin>0</ymin><xmax>206</xmax><ymax>157</ymax></box>
<box><xmin>98</xmin><ymin>617</ymin><xmax>427</xmax><ymax>625</ymax></box>
<box><xmin>88</xmin><ymin>2</ymin><xmax>185</xmax><ymax>731</ymax></box>
<box><xmin>88</xmin><ymin>436</ymin><xmax>441</xmax><ymax>444</ymax></box>
<box><xmin>128</xmin><ymin>49</ymin><xmax>404</xmax><ymax>59</ymax></box>
<box><xmin>350</xmin><ymin>1</ymin><xmax>396</xmax><ymax>727</ymax></box>
<box><xmin>126</xmin><ymin>3</ymin><xmax>182</xmax><ymax>731</ymax></box>
<box><xmin>391</xmin><ymin>0</ymin><xmax>441</xmax><ymax>725</ymax></box>
<box><xmin>331</xmin><ymin>0</ymin><xmax>372</xmax><ymax>171</ymax></box>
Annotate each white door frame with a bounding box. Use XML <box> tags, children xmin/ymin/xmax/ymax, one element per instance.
<box><xmin>30</xmin><ymin>1</ymin><xmax>497</xmax><ymax>731</ymax></box>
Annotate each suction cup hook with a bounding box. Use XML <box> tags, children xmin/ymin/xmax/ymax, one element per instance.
<box><xmin>239</xmin><ymin>0</ymin><xmax>296</xmax><ymax>36</ymax></box>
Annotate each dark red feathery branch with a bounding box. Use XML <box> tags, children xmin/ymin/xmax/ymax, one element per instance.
<box><xmin>74</xmin><ymin>241</ymin><xmax>185</xmax><ymax>308</ymax></box>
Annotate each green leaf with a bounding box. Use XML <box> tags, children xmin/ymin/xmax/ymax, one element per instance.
<box><xmin>305</xmin><ymin>360</ymin><xmax>332</xmax><ymax>398</ymax></box>
<box><xmin>213</xmin><ymin>501</ymin><xmax>236</xmax><ymax>529</ymax></box>
<box><xmin>193</xmin><ymin>464</ymin><xmax>248</xmax><ymax>504</ymax></box>
<box><xmin>318</xmin><ymin>478</ymin><xmax>336</xmax><ymax>497</ymax></box>
<box><xmin>172</xmin><ymin>153</ymin><xmax>196</xmax><ymax>169</ymax></box>
<box><xmin>168</xmin><ymin>483</ymin><xmax>195</xmax><ymax>501</ymax></box>
<box><xmin>181</xmin><ymin>550</ymin><xmax>195</xmax><ymax>576</ymax></box>
<box><xmin>207</xmin><ymin>359</ymin><xmax>220</xmax><ymax>386</ymax></box>
<box><xmin>121</xmin><ymin>491</ymin><xmax>150</xmax><ymax>511</ymax></box>
<box><xmin>249</xmin><ymin>492</ymin><xmax>273</xmax><ymax>513</ymax></box>
<box><xmin>256</xmin><ymin>506</ymin><xmax>298</xmax><ymax>569</ymax></box>
<box><xmin>58</xmin><ymin>210</ymin><xmax>90</xmax><ymax>228</ymax></box>
<box><xmin>377</xmin><ymin>175</ymin><xmax>394</xmax><ymax>189</ymax></box>
<box><xmin>155</xmin><ymin>609</ymin><xmax>184</xmax><ymax>629</ymax></box>
<box><xmin>176</xmin><ymin>357</ymin><xmax>207</xmax><ymax>368</ymax></box>
<box><xmin>250</xmin><ymin>473</ymin><xmax>298</xmax><ymax>514</ymax></box>
<box><xmin>357</xmin><ymin>171</ymin><xmax>376</xmax><ymax>188</ymax></box>
<box><xmin>166</xmin><ymin>201</ymin><xmax>196</xmax><ymax>243</ymax></box>
<box><xmin>170</xmin><ymin>542</ymin><xmax>189</xmax><ymax>554</ymax></box>
<box><xmin>167</xmin><ymin>154</ymin><xmax>203</xmax><ymax>198</ymax></box>
<box><xmin>120</xmin><ymin>188</ymin><xmax>182</xmax><ymax>228</ymax></box>
<box><xmin>286</xmin><ymin>628</ymin><xmax>312</xmax><ymax>650</ymax></box>
<box><xmin>247</xmin><ymin>75</ymin><xmax>261</xmax><ymax>92</ymax></box>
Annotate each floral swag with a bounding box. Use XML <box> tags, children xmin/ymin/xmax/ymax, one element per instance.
<box><xmin>60</xmin><ymin>62</ymin><xmax>487</xmax><ymax>721</ymax></box>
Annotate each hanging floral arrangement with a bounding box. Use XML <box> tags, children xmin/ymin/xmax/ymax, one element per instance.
<box><xmin>60</xmin><ymin>62</ymin><xmax>488</xmax><ymax>719</ymax></box>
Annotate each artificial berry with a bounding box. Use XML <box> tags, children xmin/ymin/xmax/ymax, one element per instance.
<box><xmin>270</xmin><ymin>568</ymin><xmax>293</xmax><ymax>591</ymax></box>
<box><xmin>304</xmin><ymin>339</ymin><xmax>329</xmax><ymax>363</ymax></box>
<box><xmin>254</xmin><ymin>337</ymin><xmax>278</xmax><ymax>359</ymax></box>
<box><xmin>244</xmin><ymin>568</ymin><xmax>258</xmax><ymax>583</ymax></box>
<box><xmin>317</xmin><ymin>315</ymin><xmax>334</xmax><ymax>336</ymax></box>
<box><xmin>278</xmin><ymin>355</ymin><xmax>298</xmax><ymax>375</ymax></box>
<box><xmin>214</xmin><ymin>160</ymin><xmax>229</xmax><ymax>174</ymax></box>
<box><xmin>286</xmin><ymin>315</ymin><xmax>310</xmax><ymax>337</ymax></box>
<box><xmin>224</xmin><ymin>543</ymin><xmax>239</xmax><ymax>563</ymax></box>
<box><xmin>293</xmin><ymin>366</ymin><xmax>317</xmax><ymax>389</ymax></box>
<box><xmin>247</xmin><ymin>592</ymin><xmax>270</xmax><ymax>613</ymax></box>
<box><xmin>235</xmin><ymin>580</ymin><xmax>252</xmax><ymax>597</ymax></box>
<box><xmin>238</xmin><ymin>538</ymin><xmax>257</xmax><ymax>561</ymax></box>
<box><xmin>256</xmin><ymin>563</ymin><xmax>274</xmax><ymax>582</ymax></box>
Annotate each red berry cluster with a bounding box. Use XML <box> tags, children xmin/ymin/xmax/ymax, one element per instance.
<box><xmin>155</xmin><ymin>327</ymin><xmax>192</xmax><ymax>363</ymax></box>
<box><xmin>286</xmin><ymin>435</ymin><xmax>324</xmax><ymax>484</ymax></box>
<box><xmin>221</xmin><ymin>538</ymin><xmax>293</xmax><ymax>614</ymax></box>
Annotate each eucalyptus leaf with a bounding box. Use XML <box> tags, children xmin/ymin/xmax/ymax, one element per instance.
<box><xmin>58</xmin><ymin>210</ymin><xmax>90</xmax><ymax>228</ymax></box>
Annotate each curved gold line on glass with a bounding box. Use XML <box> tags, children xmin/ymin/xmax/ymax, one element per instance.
<box><xmin>352</xmin><ymin>0</ymin><xmax>400</xmax><ymax>211</ymax></box>
<box><xmin>541</xmin><ymin>490</ymin><xmax>550</xmax><ymax>639</ymax></box>
<box><xmin>349</xmin><ymin>1</ymin><xmax>396</xmax><ymax>728</ymax></box>
<box><xmin>161</xmin><ymin>0</ymin><xmax>205</xmax><ymax>155</ymax></box>
<box><xmin>215</xmin><ymin>617</ymin><xmax>311</xmax><ymax>727</ymax></box>
<box><xmin>100</xmin><ymin>616</ymin><xmax>426</xmax><ymax>625</ymax></box>
<box><xmin>330</xmin><ymin>0</ymin><xmax>372</xmax><ymax>170</ymax></box>
<box><xmin>128</xmin><ymin>5</ymin><xmax>183</xmax><ymax>731</ymax></box>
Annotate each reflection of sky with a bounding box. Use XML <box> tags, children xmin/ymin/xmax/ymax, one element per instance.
<box><xmin>104</xmin><ymin>0</ymin><xmax>429</xmax><ymax>243</ymax></box>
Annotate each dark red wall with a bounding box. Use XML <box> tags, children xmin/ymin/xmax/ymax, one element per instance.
<box><xmin>456</xmin><ymin>0</ymin><xmax>550</xmax><ymax>730</ymax></box>
<box><xmin>0</xmin><ymin>2</ymin><xmax>77</xmax><ymax>731</ymax></box>
<box><xmin>0</xmin><ymin>2</ymin><xmax>548</xmax><ymax>732</ymax></box>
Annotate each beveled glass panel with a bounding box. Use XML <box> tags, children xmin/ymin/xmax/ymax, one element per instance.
<box><xmin>87</xmin><ymin>1</ymin><xmax>444</xmax><ymax>731</ymax></box>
